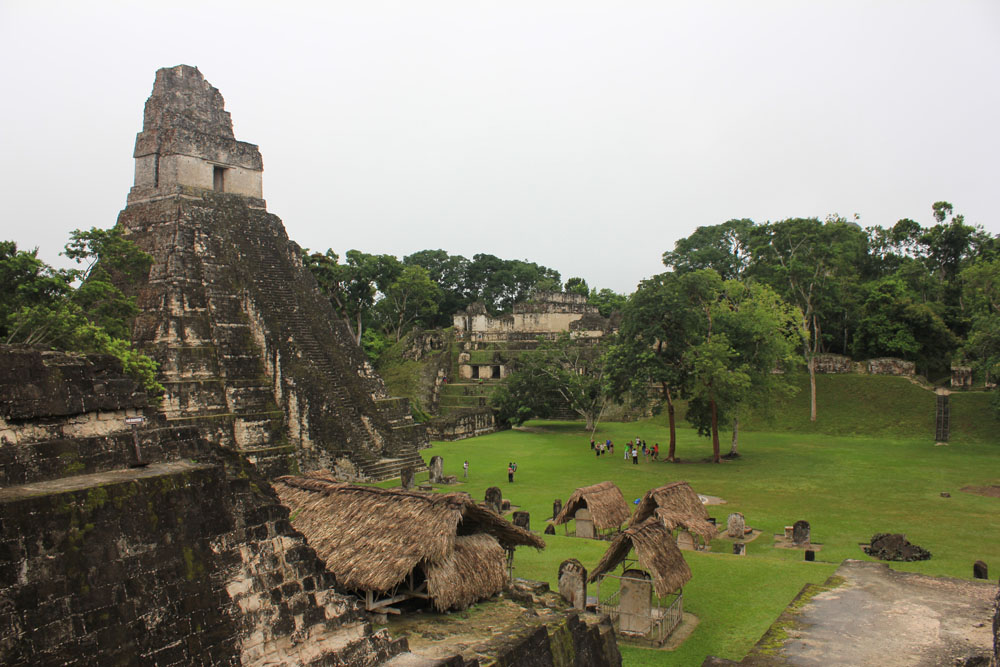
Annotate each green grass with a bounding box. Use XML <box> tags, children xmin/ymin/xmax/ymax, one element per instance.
<box><xmin>661</xmin><ymin>373</ymin><xmax>997</xmax><ymax>444</ymax></box>
<box><xmin>409</xmin><ymin>413</ymin><xmax>999</xmax><ymax>665</ymax></box>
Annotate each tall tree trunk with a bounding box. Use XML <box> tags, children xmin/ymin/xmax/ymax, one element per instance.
<box><xmin>809</xmin><ymin>356</ymin><xmax>817</xmax><ymax>421</ymax></box>
<box><xmin>664</xmin><ymin>383</ymin><xmax>677</xmax><ymax>462</ymax></box>
<box><xmin>729</xmin><ymin>415</ymin><xmax>739</xmax><ymax>456</ymax></box>
<box><xmin>710</xmin><ymin>396</ymin><xmax>720</xmax><ymax>463</ymax></box>
<box><xmin>355</xmin><ymin>312</ymin><xmax>363</xmax><ymax>347</ymax></box>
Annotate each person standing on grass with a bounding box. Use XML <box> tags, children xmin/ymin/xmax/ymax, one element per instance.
<box><xmin>508</xmin><ymin>462</ymin><xmax>514</xmax><ymax>483</ymax></box>
<box><xmin>590</xmin><ymin>438</ymin><xmax>595</xmax><ymax>450</ymax></box>
<box><xmin>463</xmin><ymin>460</ymin><xmax>469</xmax><ymax>478</ymax></box>
<box><xmin>632</xmin><ymin>446</ymin><xmax>639</xmax><ymax>465</ymax></box>
<box><xmin>653</xmin><ymin>443</ymin><xmax>659</xmax><ymax>460</ymax></box>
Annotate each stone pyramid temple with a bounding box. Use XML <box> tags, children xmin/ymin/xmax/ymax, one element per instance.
<box><xmin>116</xmin><ymin>65</ymin><xmax>426</xmax><ymax>480</ymax></box>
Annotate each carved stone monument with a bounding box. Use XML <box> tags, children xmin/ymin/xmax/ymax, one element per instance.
<box><xmin>792</xmin><ymin>520</ymin><xmax>811</xmax><ymax>545</ymax></box>
<box><xmin>619</xmin><ymin>569</ymin><xmax>653</xmax><ymax>635</ymax></box>
<box><xmin>575</xmin><ymin>507</ymin><xmax>595</xmax><ymax>539</ymax></box>
<box><xmin>727</xmin><ymin>512</ymin><xmax>745</xmax><ymax>538</ymax></box>
<box><xmin>400</xmin><ymin>466</ymin><xmax>414</xmax><ymax>490</ymax></box>
<box><xmin>485</xmin><ymin>487</ymin><xmax>503</xmax><ymax>514</ymax></box>
<box><xmin>558</xmin><ymin>559</ymin><xmax>588</xmax><ymax>610</ymax></box>
<box><xmin>973</xmin><ymin>560</ymin><xmax>988</xmax><ymax>579</ymax></box>
<box><xmin>676</xmin><ymin>530</ymin><xmax>696</xmax><ymax>551</ymax></box>
<box><xmin>429</xmin><ymin>456</ymin><xmax>444</xmax><ymax>484</ymax></box>
<box><xmin>513</xmin><ymin>511</ymin><xmax>530</xmax><ymax>531</ymax></box>
<box><xmin>553</xmin><ymin>498</ymin><xmax>563</xmax><ymax>520</ymax></box>
<box><xmin>544</xmin><ymin>524</ymin><xmax>556</xmax><ymax>535</ymax></box>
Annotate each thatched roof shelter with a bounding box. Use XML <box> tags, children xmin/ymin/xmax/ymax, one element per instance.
<box><xmin>553</xmin><ymin>481</ymin><xmax>630</xmax><ymax>531</ymax></box>
<box><xmin>273</xmin><ymin>474</ymin><xmax>544</xmax><ymax>611</ymax></box>
<box><xmin>629</xmin><ymin>481</ymin><xmax>717</xmax><ymax>543</ymax></box>
<box><xmin>588</xmin><ymin>518</ymin><xmax>692</xmax><ymax>597</ymax></box>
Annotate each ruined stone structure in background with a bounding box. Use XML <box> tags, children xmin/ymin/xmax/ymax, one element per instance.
<box><xmin>0</xmin><ymin>346</ymin><xmax>408</xmax><ymax>665</ymax></box>
<box><xmin>452</xmin><ymin>292</ymin><xmax>611</xmax><ymax>380</ymax></box>
<box><xmin>116</xmin><ymin>65</ymin><xmax>426</xmax><ymax>480</ymax></box>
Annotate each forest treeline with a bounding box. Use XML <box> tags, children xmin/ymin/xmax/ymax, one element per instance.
<box><xmin>467</xmin><ymin>202</ymin><xmax>1000</xmax><ymax>459</ymax></box>
<box><xmin>3</xmin><ymin>201</ymin><xmax>998</xmax><ymax>435</ymax></box>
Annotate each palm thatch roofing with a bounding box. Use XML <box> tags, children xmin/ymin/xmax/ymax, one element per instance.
<box><xmin>588</xmin><ymin>518</ymin><xmax>692</xmax><ymax>597</ymax></box>
<box><xmin>553</xmin><ymin>481</ymin><xmax>631</xmax><ymax>531</ymax></box>
<box><xmin>629</xmin><ymin>481</ymin><xmax>718</xmax><ymax>542</ymax></box>
<box><xmin>273</xmin><ymin>474</ymin><xmax>544</xmax><ymax>611</ymax></box>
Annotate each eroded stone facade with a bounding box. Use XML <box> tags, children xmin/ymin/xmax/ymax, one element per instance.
<box><xmin>0</xmin><ymin>346</ymin><xmax>408</xmax><ymax>665</ymax></box>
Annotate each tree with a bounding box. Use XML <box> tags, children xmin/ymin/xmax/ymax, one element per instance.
<box><xmin>3</xmin><ymin>230</ymin><xmax>162</xmax><ymax>394</ymax></box>
<box><xmin>711</xmin><ymin>280</ymin><xmax>804</xmax><ymax>456</ymax></box>
<box><xmin>463</xmin><ymin>254</ymin><xmax>561</xmax><ymax>313</ymax></box>
<box><xmin>491</xmin><ymin>332</ymin><xmax>608</xmax><ymax>430</ymax></box>
<box><xmin>960</xmin><ymin>258</ymin><xmax>1000</xmax><ymax>411</ymax></box>
<box><xmin>403</xmin><ymin>249</ymin><xmax>471</xmax><ymax>326</ymax></box>
<box><xmin>663</xmin><ymin>218</ymin><xmax>755</xmax><ymax>280</ymax></box>
<box><xmin>375</xmin><ymin>265</ymin><xmax>441</xmax><ymax>341</ymax></box>
<box><xmin>303</xmin><ymin>249</ymin><xmax>402</xmax><ymax>346</ymax></box>
<box><xmin>611</xmin><ymin>273</ymin><xmax>698</xmax><ymax>461</ymax></box>
<box><xmin>851</xmin><ymin>276</ymin><xmax>956</xmax><ymax>376</ymax></box>
<box><xmin>564</xmin><ymin>277</ymin><xmax>590</xmax><ymax>296</ymax></box>
<box><xmin>748</xmin><ymin>216</ymin><xmax>867</xmax><ymax>422</ymax></box>
<box><xmin>588</xmin><ymin>288</ymin><xmax>628</xmax><ymax>318</ymax></box>
<box><xmin>0</xmin><ymin>241</ymin><xmax>72</xmax><ymax>339</ymax></box>
<box><xmin>680</xmin><ymin>270</ymin><xmax>803</xmax><ymax>462</ymax></box>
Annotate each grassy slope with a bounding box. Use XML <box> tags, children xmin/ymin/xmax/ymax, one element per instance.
<box><xmin>664</xmin><ymin>373</ymin><xmax>997</xmax><ymax>444</ymax></box>
<box><xmin>398</xmin><ymin>396</ymin><xmax>999</xmax><ymax>665</ymax></box>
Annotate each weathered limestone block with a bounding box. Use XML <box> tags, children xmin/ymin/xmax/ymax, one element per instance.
<box><xmin>425</xmin><ymin>408</ymin><xmax>498</xmax><ymax>441</ymax></box>
<box><xmin>867</xmin><ymin>357</ymin><xmax>915</xmax><ymax>376</ymax></box>
<box><xmin>575</xmin><ymin>508</ymin><xmax>595</xmax><ymax>539</ymax></box>
<box><xmin>400</xmin><ymin>466</ymin><xmax>414</xmax><ymax>489</ymax></box>
<box><xmin>485</xmin><ymin>487</ymin><xmax>502</xmax><ymax>514</ymax></box>
<box><xmin>793</xmin><ymin>520</ymin><xmax>811</xmax><ymax>545</ymax></box>
<box><xmin>558</xmin><ymin>559</ymin><xmax>587</xmax><ymax>610</ymax></box>
<box><xmin>812</xmin><ymin>354</ymin><xmax>857</xmax><ymax>374</ymax></box>
<box><xmin>619</xmin><ymin>569</ymin><xmax>653</xmax><ymax>635</ymax></box>
<box><xmin>727</xmin><ymin>512</ymin><xmax>745</xmax><ymax>538</ymax></box>
<box><xmin>429</xmin><ymin>455</ymin><xmax>444</xmax><ymax>484</ymax></box>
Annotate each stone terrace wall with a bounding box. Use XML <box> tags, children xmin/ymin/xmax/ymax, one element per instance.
<box><xmin>812</xmin><ymin>354</ymin><xmax>915</xmax><ymax>377</ymax></box>
<box><xmin>0</xmin><ymin>347</ymin><xmax>407</xmax><ymax>665</ymax></box>
<box><xmin>118</xmin><ymin>190</ymin><xmax>426</xmax><ymax>480</ymax></box>
<box><xmin>426</xmin><ymin>408</ymin><xmax>498</xmax><ymax>441</ymax></box>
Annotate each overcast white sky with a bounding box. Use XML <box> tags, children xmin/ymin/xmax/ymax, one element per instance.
<box><xmin>1</xmin><ymin>1</ymin><xmax>998</xmax><ymax>294</ymax></box>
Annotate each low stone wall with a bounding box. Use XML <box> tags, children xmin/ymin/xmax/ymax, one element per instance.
<box><xmin>427</xmin><ymin>408</ymin><xmax>499</xmax><ymax>441</ymax></box>
<box><xmin>812</xmin><ymin>354</ymin><xmax>915</xmax><ymax>377</ymax></box>
<box><xmin>812</xmin><ymin>354</ymin><xmax>859</xmax><ymax>374</ymax></box>
<box><xmin>866</xmin><ymin>357</ymin><xmax>915</xmax><ymax>376</ymax></box>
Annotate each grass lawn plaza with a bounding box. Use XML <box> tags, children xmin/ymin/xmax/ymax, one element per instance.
<box><xmin>385</xmin><ymin>377</ymin><xmax>999</xmax><ymax>665</ymax></box>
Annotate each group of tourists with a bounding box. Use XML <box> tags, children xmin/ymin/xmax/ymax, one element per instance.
<box><xmin>507</xmin><ymin>461</ymin><xmax>518</xmax><ymax>482</ymax></box>
<box><xmin>591</xmin><ymin>438</ymin><xmax>615</xmax><ymax>457</ymax></box>
<box><xmin>590</xmin><ymin>437</ymin><xmax>658</xmax><ymax>462</ymax></box>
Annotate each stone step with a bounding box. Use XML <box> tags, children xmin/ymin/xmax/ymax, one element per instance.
<box><xmin>0</xmin><ymin>460</ymin><xmax>214</xmax><ymax>503</ymax></box>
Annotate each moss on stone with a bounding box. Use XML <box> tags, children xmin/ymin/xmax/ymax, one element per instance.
<box><xmin>182</xmin><ymin>546</ymin><xmax>205</xmax><ymax>581</ymax></box>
